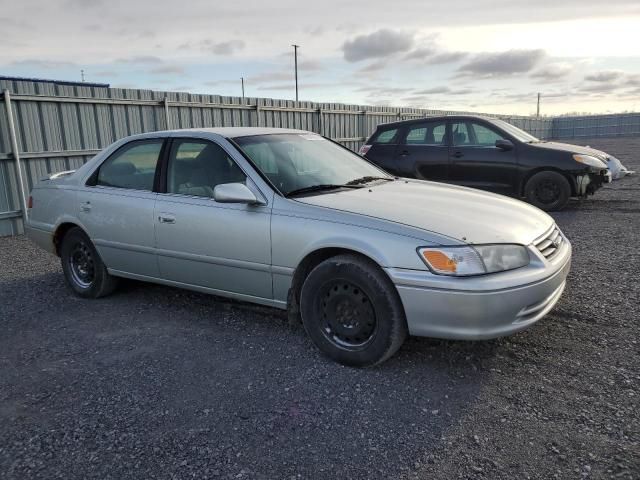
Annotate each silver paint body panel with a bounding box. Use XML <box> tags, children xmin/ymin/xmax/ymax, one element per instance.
<box><xmin>26</xmin><ymin>128</ymin><xmax>571</xmax><ymax>340</ymax></box>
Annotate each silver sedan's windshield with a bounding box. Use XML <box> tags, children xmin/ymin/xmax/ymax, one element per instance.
<box><xmin>491</xmin><ymin>119</ymin><xmax>540</xmax><ymax>143</ymax></box>
<box><xmin>234</xmin><ymin>133</ymin><xmax>392</xmax><ymax>196</ymax></box>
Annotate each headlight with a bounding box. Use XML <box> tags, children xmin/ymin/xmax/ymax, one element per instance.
<box><xmin>418</xmin><ymin>245</ymin><xmax>530</xmax><ymax>276</ymax></box>
<box><xmin>573</xmin><ymin>154</ymin><xmax>607</xmax><ymax>169</ymax></box>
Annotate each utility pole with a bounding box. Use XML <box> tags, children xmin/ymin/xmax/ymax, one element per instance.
<box><xmin>291</xmin><ymin>44</ymin><xmax>299</xmax><ymax>102</ymax></box>
<box><xmin>81</xmin><ymin>69</ymin><xmax>85</xmax><ymax>82</ymax></box>
<box><xmin>241</xmin><ymin>77</ymin><xmax>245</xmax><ymax>101</ymax></box>
<box><xmin>536</xmin><ymin>92</ymin><xmax>541</xmax><ymax>117</ymax></box>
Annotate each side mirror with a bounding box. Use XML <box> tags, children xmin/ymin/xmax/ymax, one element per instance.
<box><xmin>495</xmin><ymin>139</ymin><xmax>514</xmax><ymax>151</ymax></box>
<box><xmin>213</xmin><ymin>183</ymin><xmax>262</xmax><ymax>205</ymax></box>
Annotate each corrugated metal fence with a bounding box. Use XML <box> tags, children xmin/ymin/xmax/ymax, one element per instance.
<box><xmin>552</xmin><ymin>113</ymin><xmax>640</xmax><ymax>139</ymax></box>
<box><xmin>0</xmin><ymin>77</ymin><xmax>567</xmax><ymax>235</ymax></box>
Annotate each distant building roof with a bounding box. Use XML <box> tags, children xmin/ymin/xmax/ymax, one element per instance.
<box><xmin>0</xmin><ymin>75</ymin><xmax>109</xmax><ymax>88</ymax></box>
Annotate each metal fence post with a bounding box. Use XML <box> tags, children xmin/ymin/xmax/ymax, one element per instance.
<box><xmin>3</xmin><ymin>89</ymin><xmax>29</xmax><ymax>223</ymax></box>
<box><xmin>163</xmin><ymin>97</ymin><xmax>171</xmax><ymax>129</ymax></box>
<box><xmin>318</xmin><ymin>108</ymin><xmax>324</xmax><ymax>136</ymax></box>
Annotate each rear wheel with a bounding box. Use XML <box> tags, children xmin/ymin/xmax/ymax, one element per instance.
<box><xmin>524</xmin><ymin>171</ymin><xmax>571</xmax><ymax>211</ymax></box>
<box><xmin>299</xmin><ymin>254</ymin><xmax>407</xmax><ymax>367</ymax></box>
<box><xmin>60</xmin><ymin>227</ymin><xmax>118</xmax><ymax>298</ymax></box>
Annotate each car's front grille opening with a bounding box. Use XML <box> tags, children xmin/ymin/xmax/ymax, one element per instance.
<box><xmin>533</xmin><ymin>225</ymin><xmax>564</xmax><ymax>259</ymax></box>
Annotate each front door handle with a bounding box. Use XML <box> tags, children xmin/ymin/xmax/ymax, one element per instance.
<box><xmin>453</xmin><ymin>151</ymin><xmax>464</xmax><ymax>158</ymax></box>
<box><xmin>80</xmin><ymin>201</ymin><xmax>91</xmax><ymax>212</ymax></box>
<box><xmin>158</xmin><ymin>213</ymin><xmax>176</xmax><ymax>224</ymax></box>
<box><xmin>400</xmin><ymin>150</ymin><xmax>410</xmax><ymax>157</ymax></box>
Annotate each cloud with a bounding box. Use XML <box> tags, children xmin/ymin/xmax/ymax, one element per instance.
<box><xmin>115</xmin><ymin>55</ymin><xmax>163</xmax><ymax>64</ymax></box>
<box><xmin>414</xmin><ymin>86</ymin><xmax>450</xmax><ymax>94</ymax></box>
<box><xmin>298</xmin><ymin>60</ymin><xmax>323</xmax><ymax>72</ymax></box>
<box><xmin>251</xmin><ymin>71</ymin><xmax>292</xmax><ymax>83</ymax></box>
<box><xmin>342</xmin><ymin>29</ymin><xmax>414</xmax><ymax>62</ymax></box>
<box><xmin>10</xmin><ymin>59</ymin><xmax>76</xmax><ymax>69</ymax></box>
<box><xmin>457</xmin><ymin>49</ymin><xmax>546</xmax><ymax>78</ymax></box>
<box><xmin>579</xmin><ymin>82</ymin><xmax>620</xmax><ymax>93</ymax></box>
<box><xmin>356</xmin><ymin>60</ymin><xmax>388</xmax><ymax>74</ymax></box>
<box><xmin>404</xmin><ymin>48</ymin><xmax>467</xmax><ymax>65</ymax></box>
<box><xmin>531</xmin><ymin>63</ymin><xmax>572</xmax><ymax>82</ymax></box>
<box><xmin>209</xmin><ymin>40</ymin><xmax>245</xmax><ymax>55</ymax></box>
<box><xmin>149</xmin><ymin>65</ymin><xmax>185</xmax><ymax>75</ymax></box>
<box><xmin>585</xmin><ymin>70</ymin><xmax>623</xmax><ymax>82</ymax></box>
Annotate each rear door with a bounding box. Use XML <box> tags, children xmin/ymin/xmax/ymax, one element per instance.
<box><xmin>79</xmin><ymin>138</ymin><xmax>164</xmax><ymax>278</ymax></box>
<box><xmin>448</xmin><ymin>120</ymin><xmax>518</xmax><ymax>195</ymax></box>
<box><xmin>362</xmin><ymin>126</ymin><xmax>402</xmax><ymax>174</ymax></box>
<box><xmin>392</xmin><ymin>119</ymin><xmax>449</xmax><ymax>181</ymax></box>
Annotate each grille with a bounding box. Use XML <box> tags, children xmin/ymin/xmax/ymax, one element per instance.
<box><xmin>533</xmin><ymin>225</ymin><xmax>564</xmax><ymax>259</ymax></box>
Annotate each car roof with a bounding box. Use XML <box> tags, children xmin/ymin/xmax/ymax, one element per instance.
<box><xmin>131</xmin><ymin>127</ymin><xmax>311</xmax><ymax>140</ymax></box>
<box><xmin>375</xmin><ymin>114</ymin><xmax>499</xmax><ymax>130</ymax></box>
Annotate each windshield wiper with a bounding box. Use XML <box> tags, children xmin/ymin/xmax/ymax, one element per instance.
<box><xmin>285</xmin><ymin>184</ymin><xmax>363</xmax><ymax>198</ymax></box>
<box><xmin>345</xmin><ymin>176</ymin><xmax>394</xmax><ymax>186</ymax></box>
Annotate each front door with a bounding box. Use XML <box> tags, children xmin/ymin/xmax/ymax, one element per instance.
<box><xmin>154</xmin><ymin>138</ymin><xmax>272</xmax><ymax>300</ymax></box>
<box><xmin>392</xmin><ymin>119</ymin><xmax>449</xmax><ymax>181</ymax></box>
<box><xmin>448</xmin><ymin>120</ymin><xmax>518</xmax><ymax>195</ymax></box>
<box><xmin>79</xmin><ymin>138</ymin><xmax>164</xmax><ymax>278</ymax></box>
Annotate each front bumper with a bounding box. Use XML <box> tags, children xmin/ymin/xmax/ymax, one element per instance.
<box><xmin>577</xmin><ymin>168</ymin><xmax>611</xmax><ymax>196</ymax></box>
<box><xmin>386</xmin><ymin>237</ymin><xmax>571</xmax><ymax>340</ymax></box>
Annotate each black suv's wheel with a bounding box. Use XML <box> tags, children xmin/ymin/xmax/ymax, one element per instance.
<box><xmin>60</xmin><ymin>227</ymin><xmax>118</xmax><ymax>298</ymax></box>
<box><xmin>524</xmin><ymin>171</ymin><xmax>571</xmax><ymax>211</ymax></box>
<box><xmin>299</xmin><ymin>254</ymin><xmax>407</xmax><ymax>367</ymax></box>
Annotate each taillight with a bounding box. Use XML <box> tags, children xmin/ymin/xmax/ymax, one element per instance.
<box><xmin>28</xmin><ymin>196</ymin><xmax>33</xmax><ymax>209</ymax></box>
<box><xmin>359</xmin><ymin>144</ymin><xmax>372</xmax><ymax>155</ymax></box>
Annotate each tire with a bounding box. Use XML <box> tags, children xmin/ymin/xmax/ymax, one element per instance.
<box><xmin>299</xmin><ymin>254</ymin><xmax>408</xmax><ymax>367</ymax></box>
<box><xmin>524</xmin><ymin>171</ymin><xmax>571</xmax><ymax>211</ymax></box>
<box><xmin>60</xmin><ymin>227</ymin><xmax>118</xmax><ymax>298</ymax></box>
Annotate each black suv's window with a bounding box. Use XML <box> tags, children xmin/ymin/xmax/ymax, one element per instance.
<box><xmin>96</xmin><ymin>140</ymin><xmax>163</xmax><ymax>191</ymax></box>
<box><xmin>371</xmin><ymin>128</ymin><xmax>398</xmax><ymax>144</ymax></box>
<box><xmin>404</xmin><ymin>120</ymin><xmax>447</xmax><ymax>145</ymax></box>
<box><xmin>471</xmin><ymin>123</ymin><xmax>505</xmax><ymax>146</ymax></box>
<box><xmin>452</xmin><ymin>121</ymin><xmax>505</xmax><ymax>147</ymax></box>
<box><xmin>167</xmin><ymin>140</ymin><xmax>246</xmax><ymax>198</ymax></box>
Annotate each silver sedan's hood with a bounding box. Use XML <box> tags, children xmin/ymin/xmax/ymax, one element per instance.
<box><xmin>296</xmin><ymin>180</ymin><xmax>554</xmax><ymax>245</ymax></box>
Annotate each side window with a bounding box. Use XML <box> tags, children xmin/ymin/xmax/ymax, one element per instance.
<box><xmin>469</xmin><ymin>123</ymin><xmax>505</xmax><ymax>146</ymax></box>
<box><xmin>167</xmin><ymin>140</ymin><xmax>246</xmax><ymax>198</ymax></box>
<box><xmin>371</xmin><ymin>128</ymin><xmax>398</xmax><ymax>144</ymax></box>
<box><xmin>404</xmin><ymin>121</ymin><xmax>447</xmax><ymax>145</ymax></box>
<box><xmin>96</xmin><ymin>140</ymin><xmax>163</xmax><ymax>191</ymax></box>
<box><xmin>451</xmin><ymin>122</ymin><xmax>470</xmax><ymax>146</ymax></box>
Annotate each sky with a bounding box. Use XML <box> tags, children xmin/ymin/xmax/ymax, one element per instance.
<box><xmin>1</xmin><ymin>0</ymin><xmax>640</xmax><ymax>116</ymax></box>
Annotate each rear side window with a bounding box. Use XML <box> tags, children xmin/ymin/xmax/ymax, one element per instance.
<box><xmin>96</xmin><ymin>140</ymin><xmax>163</xmax><ymax>191</ymax></box>
<box><xmin>371</xmin><ymin>128</ymin><xmax>398</xmax><ymax>144</ymax></box>
<box><xmin>404</xmin><ymin>120</ymin><xmax>447</xmax><ymax>145</ymax></box>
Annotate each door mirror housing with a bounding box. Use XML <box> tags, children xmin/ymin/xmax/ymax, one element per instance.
<box><xmin>213</xmin><ymin>183</ymin><xmax>262</xmax><ymax>205</ymax></box>
<box><xmin>495</xmin><ymin>139</ymin><xmax>514</xmax><ymax>151</ymax></box>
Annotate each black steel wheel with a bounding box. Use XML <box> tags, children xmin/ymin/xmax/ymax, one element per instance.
<box><xmin>60</xmin><ymin>227</ymin><xmax>118</xmax><ymax>298</ymax></box>
<box><xmin>300</xmin><ymin>254</ymin><xmax>407</xmax><ymax>367</ymax></box>
<box><xmin>319</xmin><ymin>279</ymin><xmax>378</xmax><ymax>350</ymax></box>
<box><xmin>524</xmin><ymin>170</ymin><xmax>571</xmax><ymax>211</ymax></box>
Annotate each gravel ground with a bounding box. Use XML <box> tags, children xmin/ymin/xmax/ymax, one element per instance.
<box><xmin>1</xmin><ymin>141</ymin><xmax>638</xmax><ymax>479</ymax></box>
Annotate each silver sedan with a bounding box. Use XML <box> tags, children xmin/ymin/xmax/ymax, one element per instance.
<box><xmin>26</xmin><ymin>128</ymin><xmax>571</xmax><ymax>366</ymax></box>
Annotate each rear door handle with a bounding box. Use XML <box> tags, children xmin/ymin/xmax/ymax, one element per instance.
<box><xmin>400</xmin><ymin>150</ymin><xmax>409</xmax><ymax>157</ymax></box>
<box><xmin>158</xmin><ymin>213</ymin><xmax>176</xmax><ymax>224</ymax></box>
<box><xmin>80</xmin><ymin>201</ymin><xmax>91</xmax><ymax>212</ymax></box>
<box><xmin>453</xmin><ymin>151</ymin><xmax>464</xmax><ymax>158</ymax></box>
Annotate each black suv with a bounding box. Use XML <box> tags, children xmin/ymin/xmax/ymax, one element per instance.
<box><xmin>360</xmin><ymin>115</ymin><xmax>611</xmax><ymax>211</ymax></box>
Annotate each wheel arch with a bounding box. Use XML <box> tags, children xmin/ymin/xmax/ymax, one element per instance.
<box><xmin>53</xmin><ymin>222</ymin><xmax>87</xmax><ymax>256</ymax></box>
<box><xmin>520</xmin><ymin>167</ymin><xmax>577</xmax><ymax>197</ymax></box>
<box><xmin>286</xmin><ymin>246</ymin><xmax>397</xmax><ymax>324</ymax></box>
